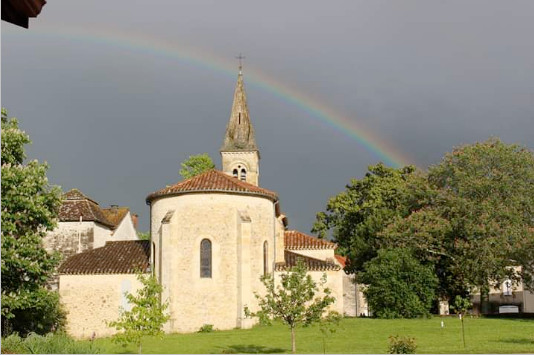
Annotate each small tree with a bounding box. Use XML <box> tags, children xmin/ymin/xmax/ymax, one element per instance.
<box><xmin>245</xmin><ymin>258</ymin><xmax>336</xmax><ymax>354</ymax></box>
<box><xmin>179</xmin><ymin>153</ymin><xmax>215</xmax><ymax>179</ymax></box>
<box><xmin>451</xmin><ymin>295</ymin><xmax>472</xmax><ymax>348</ymax></box>
<box><xmin>108</xmin><ymin>273</ymin><xmax>169</xmax><ymax>354</ymax></box>
<box><xmin>318</xmin><ymin>311</ymin><xmax>342</xmax><ymax>354</ymax></box>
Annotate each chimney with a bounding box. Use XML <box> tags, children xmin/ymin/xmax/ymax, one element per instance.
<box><xmin>131</xmin><ymin>214</ymin><xmax>139</xmax><ymax>230</ymax></box>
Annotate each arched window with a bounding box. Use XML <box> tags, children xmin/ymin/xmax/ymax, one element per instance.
<box><xmin>200</xmin><ymin>239</ymin><xmax>212</xmax><ymax>278</ymax></box>
<box><xmin>263</xmin><ymin>241</ymin><xmax>268</xmax><ymax>276</ymax></box>
<box><xmin>152</xmin><ymin>242</ymin><xmax>156</xmax><ymax>275</ymax></box>
<box><xmin>233</xmin><ymin>169</ymin><xmax>238</xmax><ymax>178</ymax></box>
<box><xmin>240</xmin><ymin>168</ymin><xmax>247</xmax><ymax>181</ymax></box>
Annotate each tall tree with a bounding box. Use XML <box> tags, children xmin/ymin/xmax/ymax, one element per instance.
<box><xmin>312</xmin><ymin>163</ymin><xmax>423</xmax><ymax>274</ymax></box>
<box><xmin>1</xmin><ymin>108</ymin><xmax>63</xmax><ymax>334</ymax></box>
<box><xmin>383</xmin><ymin>138</ymin><xmax>534</xmax><ymax>305</ymax></box>
<box><xmin>179</xmin><ymin>153</ymin><xmax>215</xmax><ymax>180</ymax></box>
<box><xmin>245</xmin><ymin>259</ymin><xmax>336</xmax><ymax>354</ymax></box>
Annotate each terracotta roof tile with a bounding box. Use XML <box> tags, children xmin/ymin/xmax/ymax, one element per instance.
<box><xmin>58</xmin><ymin>240</ymin><xmax>150</xmax><ymax>275</ymax></box>
<box><xmin>101</xmin><ymin>207</ymin><xmax>129</xmax><ymax>227</ymax></box>
<box><xmin>59</xmin><ymin>189</ymin><xmax>114</xmax><ymax>228</ymax></box>
<box><xmin>275</xmin><ymin>251</ymin><xmax>341</xmax><ymax>272</ymax></box>
<box><xmin>334</xmin><ymin>255</ymin><xmax>347</xmax><ymax>268</ymax></box>
<box><xmin>146</xmin><ymin>170</ymin><xmax>278</xmax><ymax>203</ymax></box>
<box><xmin>284</xmin><ymin>230</ymin><xmax>337</xmax><ymax>250</ymax></box>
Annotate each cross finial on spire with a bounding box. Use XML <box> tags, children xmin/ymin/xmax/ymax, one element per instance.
<box><xmin>236</xmin><ymin>53</ymin><xmax>245</xmax><ymax>74</ymax></box>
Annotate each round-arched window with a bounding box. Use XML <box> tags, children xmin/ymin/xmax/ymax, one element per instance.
<box><xmin>200</xmin><ymin>239</ymin><xmax>212</xmax><ymax>278</ymax></box>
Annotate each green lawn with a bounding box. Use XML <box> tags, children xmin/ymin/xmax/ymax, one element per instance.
<box><xmin>95</xmin><ymin>317</ymin><xmax>534</xmax><ymax>354</ymax></box>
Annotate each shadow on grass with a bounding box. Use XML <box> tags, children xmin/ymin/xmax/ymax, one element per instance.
<box><xmin>495</xmin><ymin>338</ymin><xmax>534</xmax><ymax>345</ymax></box>
<box><xmin>218</xmin><ymin>344</ymin><xmax>286</xmax><ymax>354</ymax></box>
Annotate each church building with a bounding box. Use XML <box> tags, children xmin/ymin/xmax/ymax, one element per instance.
<box><xmin>57</xmin><ymin>68</ymin><xmax>366</xmax><ymax>338</ymax></box>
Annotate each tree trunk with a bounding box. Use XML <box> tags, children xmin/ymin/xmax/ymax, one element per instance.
<box><xmin>480</xmin><ymin>284</ymin><xmax>489</xmax><ymax>314</ymax></box>
<box><xmin>291</xmin><ymin>326</ymin><xmax>296</xmax><ymax>354</ymax></box>
<box><xmin>138</xmin><ymin>340</ymin><xmax>142</xmax><ymax>354</ymax></box>
<box><xmin>461</xmin><ymin>315</ymin><xmax>466</xmax><ymax>348</ymax></box>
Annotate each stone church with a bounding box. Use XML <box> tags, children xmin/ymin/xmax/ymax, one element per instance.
<box><xmin>57</xmin><ymin>69</ymin><xmax>367</xmax><ymax>338</ymax></box>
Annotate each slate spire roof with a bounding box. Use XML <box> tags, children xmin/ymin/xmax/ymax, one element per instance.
<box><xmin>146</xmin><ymin>169</ymin><xmax>278</xmax><ymax>203</ymax></box>
<box><xmin>220</xmin><ymin>70</ymin><xmax>258</xmax><ymax>152</ymax></box>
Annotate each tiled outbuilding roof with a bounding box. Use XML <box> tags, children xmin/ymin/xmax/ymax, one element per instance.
<box><xmin>284</xmin><ymin>230</ymin><xmax>337</xmax><ymax>250</ymax></box>
<box><xmin>101</xmin><ymin>207</ymin><xmax>129</xmax><ymax>227</ymax></box>
<box><xmin>334</xmin><ymin>255</ymin><xmax>347</xmax><ymax>268</ymax></box>
<box><xmin>146</xmin><ymin>169</ymin><xmax>278</xmax><ymax>203</ymax></box>
<box><xmin>59</xmin><ymin>189</ymin><xmax>114</xmax><ymax>228</ymax></box>
<box><xmin>58</xmin><ymin>240</ymin><xmax>150</xmax><ymax>275</ymax></box>
<box><xmin>275</xmin><ymin>251</ymin><xmax>341</xmax><ymax>272</ymax></box>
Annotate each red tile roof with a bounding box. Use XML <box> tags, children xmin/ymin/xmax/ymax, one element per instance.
<box><xmin>58</xmin><ymin>240</ymin><xmax>150</xmax><ymax>275</ymax></box>
<box><xmin>58</xmin><ymin>189</ymin><xmax>114</xmax><ymax>228</ymax></box>
<box><xmin>334</xmin><ymin>255</ymin><xmax>347</xmax><ymax>268</ymax></box>
<box><xmin>101</xmin><ymin>207</ymin><xmax>129</xmax><ymax>227</ymax></box>
<box><xmin>146</xmin><ymin>169</ymin><xmax>278</xmax><ymax>203</ymax></box>
<box><xmin>275</xmin><ymin>251</ymin><xmax>341</xmax><ymax>272</ymax></box>
<box><xmin>284</xmin><ymin>230</ymin><xmax>337</xmax><ymax>250</ymax></box>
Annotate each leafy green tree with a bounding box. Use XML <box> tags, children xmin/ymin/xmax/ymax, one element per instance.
<box><xmin>359</xmin><ymin>248</ymin><xmax>438</xmax><ymax>318</ymax></box>
<box><xmin>1</xmin><ymin>108</ymin><xmax>64</xmax><ymax>335</ymax></box>
<box><xmin>245</xmin><ymin>258</ymin><xmax>336</xmax><ymax>354</ymax></box>
<box><xmin>137</xmin><ymin>231</ymin><xmax>150</xmax><ymax>241</ymax></box>
<box><xmin>108</xmin><ymin>273</ymin><xmax>170</xmax><ymax>354</ymax></box>
<box><xmin>179</xmin><ymin>153</ymin><xmax>215</xmax><ymax>180</ymax></box>
<box><xmin>312</xmin><ymin>163</ymin><xmax>423</xmax><ymax>274</ymax></box>
<box><xmin>383</xmin><ymin>138</ymin><xmax>534</xmax><ymax>309</ymax></box>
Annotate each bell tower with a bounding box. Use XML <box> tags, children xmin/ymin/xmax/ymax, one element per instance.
<box><xmin>220</xmin><ymin>61</ymin><xmax>260</xmax><ymax>186</ymax></box>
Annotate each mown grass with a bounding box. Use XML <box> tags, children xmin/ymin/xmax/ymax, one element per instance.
<box><xmin>94</xmin><ymin>317</ymin><xmax>534</xmax><ymax>354</ymax></box>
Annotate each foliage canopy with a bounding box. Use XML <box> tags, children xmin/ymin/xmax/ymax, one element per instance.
<box><xmin>1</xmin><ymin>108</ymin><xmax>64</xmax><ymax>335</ymax></box>
<box><xmin>179</xmin><ymin>153</ymin><xmax>215</xmax><ymax>180</ymax></box>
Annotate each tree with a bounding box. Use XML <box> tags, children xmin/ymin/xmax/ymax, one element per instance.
<box><xmin>312</xmin><ymin>163</ymin><xmax>424</xmax><ymax>274</ymax></box>
<box><xmin>245</xmin><ymin>258</ymin><xmax>336</xmax><ymax>354</ymax></box>
<box><xmin>1</xmin><ymin>108</ymin><xmax>64</xmax><ymax>335</ymax></box>
<box><xmin>108</xmin><ymin>272</ymin><xmax>169</xmax><ymax>354</ymax></box>
<box><xmin>450</xmin><ymin>295</ymin><xmax>472</xmax><ymax>348</ymax></box>
<box><xmin>359</xmin><ymin>248</ymin><xmax>438</xmax><ymax>318</ymax></box>
<box><xmin>383</xmin><ymin>138</ymin><xmax>534</xmax><ymax>308</ymax></box>
<box><xmin>137</xmin><ymin>231</ymin><xmax>150</xmax><ymax>241</ymax></box>
<box><xmin>179</xmin><ymin>153</ymin><xmax>215</xmax><ymax>180</ymax></box>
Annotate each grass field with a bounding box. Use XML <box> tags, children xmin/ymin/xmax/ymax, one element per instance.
<box><xmin>95</xmin><ymin>317</ymin><xmax>534</xmax><ymax>354</ymax></box>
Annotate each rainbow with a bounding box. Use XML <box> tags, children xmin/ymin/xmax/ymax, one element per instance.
<box><xmin>3</xmin><ymin>24</ymin><xmax>414</xmax><ymax>167</ymax></box>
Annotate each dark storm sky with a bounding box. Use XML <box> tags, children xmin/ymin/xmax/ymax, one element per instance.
<box><xmin>2</xmin><ymin>0</ymin><xmax>533</xmax><ymax>233</ymax></box>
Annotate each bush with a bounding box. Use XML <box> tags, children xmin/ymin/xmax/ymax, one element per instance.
<box><xmin>2</xmin><ymin>289</ymin><xmax>66</xmax><ymax>336</ymax></box>
<box><xmin>388</xmin><ymin>335</ymin><xmax>417</xmax><ymax>354</ymax></box>
<box><xmin>0</xmin><ymin>332</ymin><xmax>100</xmax><ymax>354</ymax></box>
<box><xmin>198</xmin><ymin>324</ymin><xmax>214</xmax><ymax>333</ymax></box>
<box><xmin>359</xmin><ymin>248</ymin><xmax>438</xmax><ymax>318</ymax></box>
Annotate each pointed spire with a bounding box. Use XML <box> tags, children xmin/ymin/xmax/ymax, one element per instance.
<box><xmin>220</xmin><ymin>68</ymin><xmax>258</xmax><ymax>152</ymax></box>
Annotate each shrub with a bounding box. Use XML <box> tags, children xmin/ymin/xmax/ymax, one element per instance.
<box><xmin>0</xmin><ymin>332</ymin><xmax>100</xmax><ymax>354</ymax></box>
<box><xmin>198</xmin><ymin>324</ymin><xmax>214</xmax><ymax>333</ymax></box>
<box><xmin>359</xmin><ymin>248</ymin><xmax>437</xmax><ymax>318</ymax></box>
<box><xmin>388</xmin><ymin>335</ymin><xmax>417</xmax><ymax>354</ymax></box>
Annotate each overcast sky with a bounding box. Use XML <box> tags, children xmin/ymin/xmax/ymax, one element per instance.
<box><xmin>2</xmin><ymin>0</ymin><xmax>533</xmax><ymax>234</ymax></box>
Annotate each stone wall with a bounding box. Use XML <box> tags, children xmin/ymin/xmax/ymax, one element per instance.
<box><xmin>59</xmin><ymin>273</ymin><xmax>143</xmax><ymax>339</ymax></box>
<box><xmin>221</xmin><ymin>151</ymin><xmax>260</xmax><ymax>186</ymax></box>
<box><xmin>44</xmin><ymin>221</ymin><xmax>97</xmax><ymax>260</ymax></box>
<box><xmin>150</xmin><ymin>192</ymin><xmax>277</xmax><ymax>333</ymax></box>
